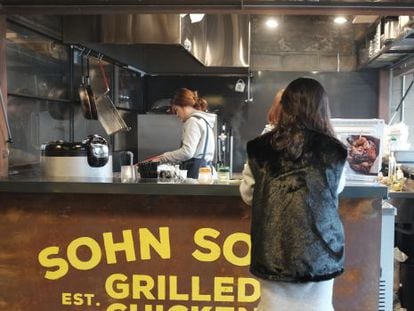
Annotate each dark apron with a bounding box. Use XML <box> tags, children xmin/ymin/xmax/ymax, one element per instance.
<box><xmin>180</xmin><ymin>116</ymin><xmax>210</xmax><ymax>179</ymax></box>
<box><xmin>181</xmin><ymin>158</ymin><xmax>209</xmax><ymax>179</ymax></box>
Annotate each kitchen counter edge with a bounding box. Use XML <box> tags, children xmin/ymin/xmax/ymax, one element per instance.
<box><xmin>0</xmin><ymin>178</ymin><xmax>388</xmax><ymax>198</ymax></box>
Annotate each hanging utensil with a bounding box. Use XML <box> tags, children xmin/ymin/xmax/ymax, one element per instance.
<box><xmin>95</xmin><ymin>60</ymin><xmax>130</xmax><ymax>135</ymax></box>
<box><xmin>85</xmin><ymin>56</ymin><xmax>98</xmax><ymax>120</ymax></box>
<box><xmin>0</xmin><ymin>87</ymin><xmax>13</xmax><ymax>144</ymax></box>
<box><xmin>78</xmin><ymin>53</ymin><xmax>93</xmax><ymax>120</ymax></box>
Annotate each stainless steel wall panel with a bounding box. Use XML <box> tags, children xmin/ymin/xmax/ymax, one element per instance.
<box><xmin>101</xmin><ymin>14</ymin><xmax>181</xmax><ymax>44</ymax></box>
<box><xmin>63</xmin><ymin>14</ymin><xmax>249</xmax><ymax>68</ymax></box>
<box><xmin>137</xmin><ymin>114</ymin><xmax>182</xmax><ymax>162</ymax></box>
<box><xmin>181</xmin><ymin>14</ymin><xmax>249</xmax><ymax>67</ymax></box>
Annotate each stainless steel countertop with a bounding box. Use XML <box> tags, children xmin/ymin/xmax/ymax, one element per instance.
<box><xmin>389</xmin><ymin>191</ymin><xmax>414</xmax><ymax>199</ymax></box>
<box><xmin>388</xmin><ymin>179</ymin><xmax>414</xmax><ymax>199</ymax></box>
<box><xmin>0</xmin><ymin>173</ymin><xmax>388</xmax><ymax>198</ymax></box>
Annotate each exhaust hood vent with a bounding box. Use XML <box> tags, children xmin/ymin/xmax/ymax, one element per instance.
<box><xmin>63</xmin><ymin>14</ymin><xmax>249</xmax><ymax>72</ymax></box>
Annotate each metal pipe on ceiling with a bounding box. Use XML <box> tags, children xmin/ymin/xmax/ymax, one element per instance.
<box><xmin>3</xmin><ymin>2</ymin><xmax>414</xmax><ymax>16</ymax></box>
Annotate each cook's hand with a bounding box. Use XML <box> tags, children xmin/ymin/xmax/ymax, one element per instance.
<box><xmin>150</xmin><ymin>156</ymin><xmax>161</xmax><ymax>162</ymax></box>
<box><xmin>142</xmin><ymin>155</ymin><xmax>161</xmax><ymax>162</ymax></box>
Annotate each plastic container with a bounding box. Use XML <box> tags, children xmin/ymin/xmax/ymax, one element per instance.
<box><xmin>198</xmin><ymin>167</ymin><xmax>212</xmax><ymax>184</ymax></box>
<box><xmin>157</xmin><ymin>164</ymin><xmax>176</xmax><ymax>183</ymax></box>
<box><xmin>388</xmin><ymin>152</ymin><xmax>397</xmax><ymax>184</ymax></box>
<box><xmin>137</xmin><ymin>161</ymin><xmax>159</xmax><ymax>179</ymax></box>
<box><xmin>121</xmin><ymin>165</ymin><xmax>136</xmax><ymax>183</ymax></box>
<box><xmin>217</xmin><ymin>166</ymin><xmax>230</xmax><ymax>183</ymax></box>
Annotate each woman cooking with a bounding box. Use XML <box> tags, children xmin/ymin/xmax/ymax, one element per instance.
<box><xmin>151</xmin><ymin>88</ymin><xmax>216</xmax><ymax>179</ymax></box>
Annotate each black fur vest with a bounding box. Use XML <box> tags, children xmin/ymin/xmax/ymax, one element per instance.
<box><xmin>247</xmin><ymin>129</ymin><xmax>347</xmax><ymax>282</ymax></box>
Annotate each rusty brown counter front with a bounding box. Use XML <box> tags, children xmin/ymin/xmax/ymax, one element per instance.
<box><xmin>0</xmin><ymin>180</ymin><xmax>387</xmax><ymax>311</ymax></box>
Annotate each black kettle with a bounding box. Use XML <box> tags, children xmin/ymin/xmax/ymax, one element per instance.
<box><xmin>82</xmin><ymin>134</ymin><xmax>109</xmax><ymax>167</ymax></box>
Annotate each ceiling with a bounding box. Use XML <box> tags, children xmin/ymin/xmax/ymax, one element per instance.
<box><xmin>2</xmin><ymin>0</ymin><xmax>414</xmax><ymax>16</ymax></box>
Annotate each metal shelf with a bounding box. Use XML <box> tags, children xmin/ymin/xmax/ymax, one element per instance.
<box><xmin>361</xmin><ymin>27</ymin><xmax>414</xmax><ymax>69</ymax></box>
<box><xmin>8</xmin><ymin>92</ymin><xmax>71</xmax><ymax>103</ymax></box>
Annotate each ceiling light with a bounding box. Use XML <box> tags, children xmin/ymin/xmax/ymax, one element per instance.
<box><xmin>189</xmin><ymin>14</ymin><xmax>205</xmax><ymax>23</ymax></box>
<box><xmin>334</xmin><ymin>16</ymin><xmax>348</xmax><ymax>25</ymax></box>
<box><xmin>352</xmin><ymin>15</ymin><xmax>378</xmax><ymax>24</ymax></box>
<box><xmin>6</xmin><ymin>32</ymin><xmax>18</xmax><ymax>39</ymax></box>
<box><xmin>265</xmin><ymin>18</ymin><xmax>278</xmax><ymax>29</ymax></box>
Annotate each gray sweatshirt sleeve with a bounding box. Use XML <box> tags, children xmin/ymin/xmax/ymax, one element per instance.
<box><xmin>239</xmin><ymin>162</ymin><xmax>255</xmax><ymax>206</ymax></box>
<box><xmin>337</xmin><ymin>166</ymin><xmax>346</xmax><ymax>194</ymax></box>
<box><xmin>159</xmin><ymin>118</ymin><xmax>202</xmax><ymax>163</ymax></box>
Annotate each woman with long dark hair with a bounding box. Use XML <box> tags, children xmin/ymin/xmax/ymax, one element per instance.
<box><xmin>240</xmin><ymin>77</ymin><xmax>347</xmax><ymax>310</ymax></box>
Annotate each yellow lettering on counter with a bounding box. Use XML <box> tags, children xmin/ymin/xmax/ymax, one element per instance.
<box><xmin>170</xmin><ymin>275</ymin><xmax>189</xmax><ymax>301</ymax></box>
<box><xmin>191</xmin><ymin>276</ymin><xmax>212</xmax><ymax>301</ymax></box>
<box><xmin>106</xmin><ymin>273</ymin><xmax>129</xmax><ymax>299</ymax></box>
<box><xmin>222</xmin><ymin>233</ymin><xmax>250</xmax><ymax>267</ymax></box>
<box><xmin>139</xmin><ymin>227</ymin><xmax>171</xmax><ymax>260</ymax></box>
<box><xmin>104</xmin><ymin>229</ymin><xmax>136</xmax><ymax>264</ymax></box>
<box><xmin>132</xmin><ymin>274</ymin><xmax>156</xmax><ymax>299</ymax></box>
<box><xmin>106</xmin><ymin>303</ymin><xmax>128</xmax><ymax>311</ymax></box>
<box><xmin>67</xmin><ymin>237</ymin><xmax>102</xmax><ymax>270</ymax></box>
<box><xmin>38</xmin><ymin>246</ymin><xmax>69</xmax><ymax>280</ymax></box>
<box><xmin>237</xmin><ymin>278</ymin><xmax>260</xmax><ymax>302</ymax></box>
<box><xmin>61</xmin><ymin>292</ymin><xmax>71</xmax><ymax>305</ymax></box>
<box><xmin>106</xmin><ymin>305</ymin><xmax>257</xmax><ymax>311</ymax></box>
<box><xmin>157</xmin><ymin>275</ymin><xmax>166</xmax><ymax>300</ymax></box>
<box><xmin>105</xmin><ymin>274</ymin><xmax>260</xmax><ymax>303</ymax></box>
<box><xmin>192</xmin><ymin>228</ymin><xmax>221</xmax><ymax>262</ymax></box>
<box><xmin>214</xmin><ymin>277</ymin><xmax>235</xmax><ymax>302</ymax></box>
<box><xmin>38</xmin><ymin>227</ymin><xmax>173</xmax><ymax>280</ymax></box>
<box><xmin>169</xmin><ymin>306</ymin><xmax>188</xmax><ymax>311</ymax></box>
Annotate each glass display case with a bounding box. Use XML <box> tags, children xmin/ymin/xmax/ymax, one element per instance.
<box><xmin>115</xmin><ymin>65</ymin><xmax>143</xmax><ymax>111</ymax></box>
<box><xmin>7</xmin><ymin>22</ymin><xmax>69</xmax><ymax>100</ymax></box>
<box><xmin>6</xmin><ymin>21</ymin><xmax>71</xmax><ymax>168</ymax></box>
<box><xmin>332</xmin><ymin>118</ymin><xmax>385</xmax><ymax>183</ymax></box>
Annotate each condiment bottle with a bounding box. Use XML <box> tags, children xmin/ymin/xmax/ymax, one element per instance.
<box><xmin>388</xmin><ymin>152</ymin><xmax>397</xmax><ymax>185</ymax></box>
<box><xmin>198</xmin><ymin>167</ymin><xmax>212</xmax><ymax>184</ymax></box>
<box><xmin>396</xmin><ymin>164</ymin><xmax>404</xmax><ymax>181</ymax></box>
<box><xmin>217</xmin><ymin>166</ymin><xmax>230</xmax><ymax>183</ymax></box>
<box><xmin>392</xmin><ymin>163</ymin><xmax>405</xmax><ymax>191</ymax></box>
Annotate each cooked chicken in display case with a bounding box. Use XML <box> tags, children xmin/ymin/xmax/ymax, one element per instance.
<box><xmin>331</xmin><ymin>118</ymin><xmax>384</xmax><ymax>182</ymax></box>
<box><xmin>346</xmin><ymin>135</ymin><xmax>380</xmax><ymax>175</ymax></box>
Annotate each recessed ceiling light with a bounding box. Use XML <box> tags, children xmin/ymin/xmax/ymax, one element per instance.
<box><xmin>334</xmin><ymin>16</ymin><xmax>348</xmax><ymax>25</ymax></box>
<box><xmin>189</xmin><ymin>14</ymin><xmax>205</xmax><ymax>23</ymax></box>
<box><xmin>266</xmin><ymin>18</ymin><xmax>278</xmax><ymax>29</ymax></box>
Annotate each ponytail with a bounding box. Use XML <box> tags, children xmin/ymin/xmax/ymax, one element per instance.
<box><xmin>194</xmin><ymin>94</ymin><xmax>208</xmax><ymax>112</ymax></box>
<box><xmin>171</xmin><ymin>88</ymin><xmax>208</xmax><ymax>112</ymax></box>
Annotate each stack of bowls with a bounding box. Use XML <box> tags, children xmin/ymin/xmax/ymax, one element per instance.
<box><xmin>137</xmin><ymin>161</ymin><xmax>159</xmax><ymax>179</ymax></box>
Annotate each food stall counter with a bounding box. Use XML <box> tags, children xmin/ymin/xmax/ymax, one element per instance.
<box><xmin>0</xmin><ymin>174</ymin><xmax>387</xmax><ymax>311</ymax></box>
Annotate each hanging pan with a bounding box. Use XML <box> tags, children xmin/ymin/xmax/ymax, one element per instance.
<box><xmin>78</xmin><ymin>53</ymin><xmax>93</xmax><ymax>119</ymax></box>
<box><xmin>95</xmin><ymin>60</ymin><xmax>131</xmax><ymax>135</ymax></box>
<box><xmin>85</xmin><ymin>56</ymin><xmax>98</xmax><ymax>120</ymax></box>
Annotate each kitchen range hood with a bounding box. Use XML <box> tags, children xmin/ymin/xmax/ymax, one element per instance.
<box><xmin>62</xmin><ymin>14</ymin><xmax>250</xmax><ymax>74</ymax></box>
